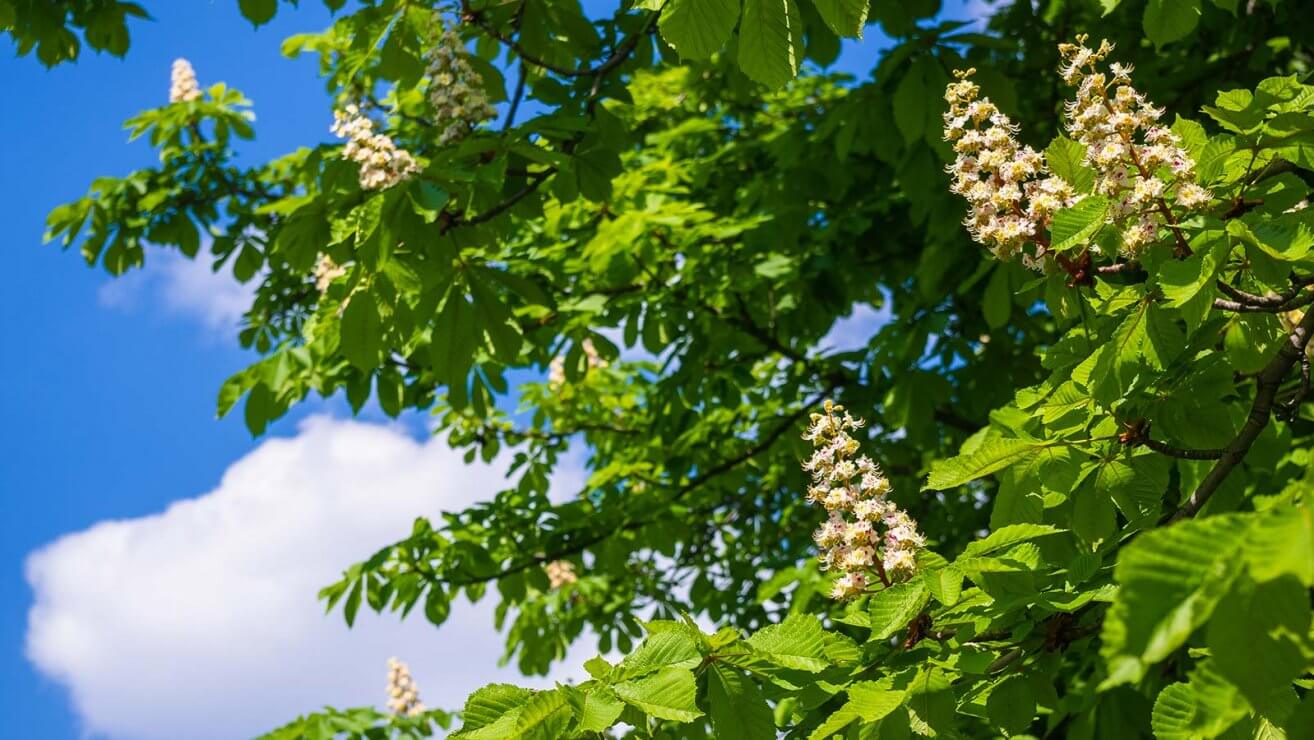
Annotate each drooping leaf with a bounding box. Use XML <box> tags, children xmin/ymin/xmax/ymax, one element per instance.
<box><xmin>708</xmin><ymin>665</ymin><xmax>775</xmax><ymax>740</ymax></box>
<box><xmin>659</xmin><ymin>0</ymin><xmax>739</xmax><ymax>60</ymax></box>
<box><xmin>737</xmin><ymin>0</ymin><xmax>804</xmax><ymax>88</ymax></box>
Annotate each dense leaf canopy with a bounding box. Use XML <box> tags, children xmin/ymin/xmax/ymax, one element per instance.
<box><xmin>14</xmin><ymin>0</ymin><xmax>1314</xmax><ymax>737</ymax></box>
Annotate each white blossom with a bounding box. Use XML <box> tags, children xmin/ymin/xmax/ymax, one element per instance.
<box><xmin>385</xmin><ymin>657</ymin><xmax>426</xmax><ymax>717</ymax></box>
<box><xmin>803</xmin><ymin>400</ymin><xmax>924</xmax><ymax>600</ymax></box>
<box><xmin>169</xmin><ymin>58</ymin><xmax>201</xmax><ymax>104</ymax></box>
<box><xmin>944</xmin><ymin>68</ymin><xmax>1080</xmax><ymax>265</ymax></box>
<box><xmin>427</xmin><ymin>29</ymin><xmax>497</xmax><ymax>146</ymax></box>
<box><xmin>545</xmin><ymin>559</ymin><xmax>578</xmax><ymax>589</ymax></box>
<box><xmin>313</xmin><ymin>255</ymin><xmax>346</xmax><ymax>294</ymax></box>
<box><xmin>331</xmin><ymin>104</ymin><xmax>420</xmax><ymax>190</ymax></box>
<box><xmin>547</xmin><ymin>338</ymin><xmax>608</xmax><ymax>387</ymax></box>
<box><xmin>1056</xmin><ymin>35</ymin><xmax>1213</xmax><ymax>256</ymax></box>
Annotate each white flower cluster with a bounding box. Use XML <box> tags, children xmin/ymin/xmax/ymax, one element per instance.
<box><xmin>804</xmin><ymin>400</ymin><xmax>925</xmax><ymax>600</ymax></box>
<box><xmin>385</xmin><ymin>657</ymin><xmax>426</xmax><ymax>717</ymax></box>
<box><xmin>545</xmin><ymin>560</ymin><xmax>578</xmax><ymax>589</ymax></box>
<box><xmin>169</xmin><ymin>58</ymin><xmax>201</xmax><ymax>104</ymax></box>
<box><xmin>944</xmin><ymin>69</ymin><xmax>1081</xmax><ymax>265</ymax></box>
<box><xmin>548</xmin><ymin>339</ymin><xmax>607</xmax><ymax>387</ymax></box>
<box><xmin>427</xmin><ymin>29</ymin><xmax>496</xmax><ymax>146</ymax></box>
<box><xmin>313</xmin><ymin>255</ymin><xmax>346</xmax><ymax>294</ymax></box>
<box><xmin>330</xmin><ymin>104</ymin><xmax>420</xmax><ymax>190</ymax></box>
<box><xmin>1058</xmin><ymin>36</ymin><xmax>1211</xmax><ymax>255</ymax></box>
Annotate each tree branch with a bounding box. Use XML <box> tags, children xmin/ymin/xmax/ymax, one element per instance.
<box><xmin>1169</xmin><ymin>307</ymin><xmax>1314</xmax><ymax>521</ymax></box>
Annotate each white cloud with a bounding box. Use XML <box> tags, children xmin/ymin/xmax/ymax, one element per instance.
<box><xmin>25</xmin><ymin>416</ymin><xmax>594</xmax><ymax>740</ymax></box>
<box><xmin>98</xmin><ymin>247</ymin><xmax>255</xmax><ymax>336</ymax></box>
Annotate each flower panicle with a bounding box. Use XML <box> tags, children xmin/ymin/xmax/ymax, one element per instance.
<box><xmin>944</xmin><ymin>37</ymin><xmax>1215</xmax><ymax>263</ymax></box>
<box><xmin>803</xmin><ymin>400</ymin><xmax>925</xmax><ymax>600</ymax></box>
<box><xmin>545</xmin><ymin>559</ymin><xmax>578</xmax><ymax>589</ymax></box>
<box><xmin>1057</xmin><ymin>35</ymin><xmax>1212</xmax><ymax>256</ymax></box>
<box><xmin>385</xmin><ymin>657</ymin><xmax>426</xmax><ymax>717</ymax></box>
<box><xmin>169</xmin><ymin>58</ymin><xmax>201</xmax><ymax>104</ymax></box>
<box><xmin>942</xmin><ymin>69</ymin><xmax>1079</xmax><ymax>268</ymax></box>
<box><xmin>331</xmin><ymin>104</ymin><xmax>420</xmax><ymax>190</ymax></box>
<box><xmin>427</xmin><ymin>28</ymin><xmax>497</xmax><ymax>146</ymax></box>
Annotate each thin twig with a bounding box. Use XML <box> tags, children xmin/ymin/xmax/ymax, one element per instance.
<box><xmin>502</xmin><ymin>62</ymin><xmax>527</xmax><ymax>133</ymax></box>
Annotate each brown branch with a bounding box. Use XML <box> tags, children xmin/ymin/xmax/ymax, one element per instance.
<box><xmin>1169</xmin><ymin>307</ymin><xmax>1314</xmax><ymax>521</ymax></box>
<box><xmin>1139</xmin><ymin>436</ymin><xmax>1225</xmax><ymax>460</ymax></box>
<box><xmin>1213</xmin><ymin>275</ymin><xmax>1314</xmax><ymax>313</ymax></box>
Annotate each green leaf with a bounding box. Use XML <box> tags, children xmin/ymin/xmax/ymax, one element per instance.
<box><xmin>847</xmin><ymin>682</ymin><xmax>906</xmax><ymax>722</ymax></box>
<box><xmin>1246</xmin><ymin>501</ymin><xmax>1314</xmax><ymax>586</ymax></box>
<box><xmin>708</xmin><ymin>665</ymin><xmax>775</xmax><ymax>740</ymax></box>
<box><xmin>659</xmin><ymin>0</ymin><xmax>739</xmax><ymax>60</ymax></box>
<box><xmin>811</xmin><ymin>0</ymin><xmax>869</xmax><ymax>38</ymax></box>
<box><xmin>578</xmin><ymin>689</ymin><xmax>625</xmax><ymax>733</ymax></box>
<box><xmin>1045</xmin><ymin>136</ymin><xmax>1095</xmax><ymax>193</ymax></box>
<box><xmin>868</xmin><ymin>579</ymin><xmax>929</xmax><ymax>641</ymax></box>
<box><xmin>1151</xmin><ymin>683</ymin><xmax>1198</xmax><ymax>740</ymax></box>
<box><xmin>745</xmin><ymin>613</ymin><xmax>829</xmax><ymax>671</ymax></box>
<box><xmin>987</xmin><ymin>676</ymin><xmax>1035</xmax><ymax>736</ymax></box>
<box><xmin>1102</xmin><ymin>514</ymin><xmax>1251</xmax><ymax>687</ymax></box>
<box><xmin>340</xmin><ymin>293</ymin><xmax>382</xmax><ymax>372</ymax></box>
<box><xmin>612</xmin><ymin>631</ymin><xmax>702</xmax><ymax>681</ymax></box>
<box><xmin>737</xmin><ymin>0</ymin><xmax>804</xmax><ymax>89</ymax></box>
<box><xmin>430</xmin><ymin>294</ymin><xmax>480</xmax><ymax>385</ymax></box>
<box><xmin>924</xmin><ymin>566</ymin><xmax>963</xmax><ymax>606</ymax></box>
<box><xmin>454</xmin><ymin>684</ymin><xmax>532</xmax><ymax>738</ymax></box>
<box><xmin>1208</xmin><ymin>574</ymin><xmax>1312</xmax><ymax>715</ymax></box>
<box><xmin>961</xmin><ymin>524</ymin><xmax>1065</xmax><ymax>558</ymax></box>
<box><xmin>1050</xmin><ymin>196</ymin><xmax>1109</xmax><ymax>252</ymax></box>
<box><xmin>983</xmin><ymin>265</ymin><xmax>1011</xmax><ymax>330</ymax></box>
<box><xmin>612</xmin><ymin>667</ymin><xmax>703</xmax><ymax>722</ymax></box>
<box><xmin>1159</xmin><ymin>226</ymin><xmax>1230</xmax><ymax>307</ymax></box>
<box><xmin>925</xmin><ymin>437</ymin><xmax>1044</xmax><ymax>490</ymax></box>
<box><xmin>512</xmin><ymin>689</ymin><xmax>572</xmax><ymax>740</ymax></box>
<box><xmin>1143</xmin><ymin>0</ymin><xmax>1200</xmax><ymax>47</ymax></box>
<box><xmin>893</xmin><ymin>59</ymin><xmax>928</xmax><ymax>145</ymax></box>
<box><xmin>238</xmin><ymin>0</ymin><xmax>277</xmax><ymax>26</ymax></box>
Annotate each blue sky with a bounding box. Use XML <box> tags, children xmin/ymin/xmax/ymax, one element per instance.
<box><xmin>0</xmin><ymin>3</ymin><xmax>982</xmax><ymax>737</ymax></box>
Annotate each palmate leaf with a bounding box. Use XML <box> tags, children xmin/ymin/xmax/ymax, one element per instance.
<box><xmin>1207</xmin><ymin>575</ymin><xmax>1312</xmax><ymax>716</ymax></box>
<box><xmin>737</xmin><ymin>0</ymin><xmax>804</xmax><ymax>88</ymax></box>
<box><xmin>960</xmin><ymin>524</ymin><xmax>1065</xmax><ymax>558</ymax></box>
<box><xmin>1101</xmin><ymin>514</ymin><xmax>1252</xmax><ymax>687</ymax></box>
<box><xmin>811</xmin><ymin>0</ymin><xmax>869</xmax><ymax>37</ymax></box>
<box><xmin>869</xmin><ymin>579</ymin><xmax>929</xmax><ymax>641</ymax></box>
<box><xmin>612</xmin><ymin>667</ymin><xmax>703</xmax><ymax>722</ymax></box>
<box><xmin>924</xmin><ymin>437</ymin><xmax>1047</xmax><ymax>490</ymax></box>
<box><xmin>1049</xmin><ymin>196</ymin><xmax>1109</xmax><ymax>252</ymax></box>
<box><xmin>610</xmin><ymin>630</ymin><xmax>702</xmax><ymax>681</ymax></box>
<box><xmin>1044</xmin><ymin>136</ymin><xmax>1095</xmax><ymax>193</ymax></box>
<box><xmin>511</xmin><ymin>689</ymin><xmax>573</xmax><ymax>740</ymax></box>
<box><xmin>1246</xmin><ymin>501</ymin><xmax>1314</xmax><ymax>586</ymax></box>
<box><xmin>658</xmin><ymin>0</ymin><xmax>739</xmax><ymax>60</ymax></box>
<box><xmin>1143</xmin><ymin>0</ymin><xmax>1201</xmax><ymax>47</ymax></box>
<box><xmin>451</xmin><ymin>684</ymin><xmax>532</xmax><ymax>738</ymax></box>
<box><xmin>744</xmin><ymin>613</ymin><xmax>830</xmax><ymax>671</ymax></box>
<box><xmin>708</xmin><ymin>665</ymin><xmax>775</xmax><ymax>740</ymax></box>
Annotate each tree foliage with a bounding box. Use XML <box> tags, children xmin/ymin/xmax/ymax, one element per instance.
<box><xmin>22</xmin><ymin>0</ymin><xmax>1314</xmax><ymax>737</ymax></box>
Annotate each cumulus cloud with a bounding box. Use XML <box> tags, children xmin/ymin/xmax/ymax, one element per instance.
<box><xmin>98</xmin><ymin>247</ymin><xmax>255</xmax><ymax>336</ymax></box>
<box><xmin>25</xmin><ymin>416</ymin><xmax>593</xmax><ymax>740</ymax></box>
